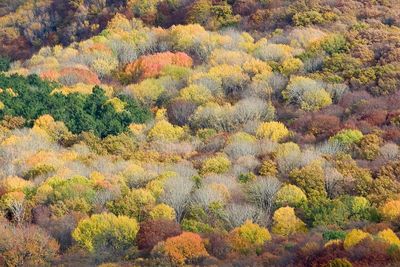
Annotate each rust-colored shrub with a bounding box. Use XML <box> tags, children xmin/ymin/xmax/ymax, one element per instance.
<box><xmin>163</xmin><ymin>232</ymin><xmax>209</xmax><ymax>265</ymax></box>
<box><xmin>59</xmin><ymin>67</ymin><xmax>101</xmax><ymax>85</ymax></box>
<box><xmin>124</xmin><ymin>52</ymin><xmax>193</xmax><ymax>82</ymax></box>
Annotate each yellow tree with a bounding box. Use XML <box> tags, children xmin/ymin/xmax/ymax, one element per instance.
<box><xmin>272</xmin><ymin>206</ymin><xmax>307</xmax><ymax>236</ymax></box>
<box><xmin>228</xmin><ymin>220</ymin><xmax>271</xmax><ymax>255</ymax></box>
<box><xmin>256</xmin><ymin>121</ymin><xmax>289</xmax><ymax>142</ymax></box>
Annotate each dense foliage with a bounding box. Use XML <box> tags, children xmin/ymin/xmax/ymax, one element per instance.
<box><xmin>0</xmin><ymin>74</ymin><xmax>151</xmax><ymax>137</ymax></box>
<box><xmin>1</xmin><ymin>0</ymin><xmax>400</xmax><ymax>266</ymax></box>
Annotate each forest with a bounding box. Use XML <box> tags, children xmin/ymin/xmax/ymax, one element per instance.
<box><xmin>0</xmin><ymin>0</ymin><xmax>400</xmax><ymax>266</ymax></box>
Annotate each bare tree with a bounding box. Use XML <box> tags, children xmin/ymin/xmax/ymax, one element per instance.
<box><xmin>324</xmin><ymin>167</ymin><xmax>344</xmax><ymax>199</ymax></box>
<box><xmin>223</xmin><ymin>203</ymin><xmax>261</xmax><ymax>229</ymax></box>
<box><xmin>192</xmin><ymin>186</ymin><xmax>224</xmax><ymax>210</ymax></box>
<box><xmin>247</xmin><ymin>177</ymin><xmax>281</xmax><ymax>216</ymax></box>
<box><xmin>9</xmin><ymin>199</ymin><xmax>25</xmax><ymax>225</ymax></box>
<box><xmin>160</xmin><ymin>176</ymin><xmax>195</xmax><ymax>222</ymax></box>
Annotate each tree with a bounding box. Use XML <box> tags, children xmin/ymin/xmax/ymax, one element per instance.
<box><xmin>108</xmin><ymin>189</ymin><xmax>155</xmax><ymax>221</ymax></box>
<box><xmin>167</xmin><ymin>99</ymin><xmax>197</xmax><ymax>126</ymax></box>
<box><xmin>160</xmin><ymin>176</ymin><xmax>195</xmax><ymax>222</ymax></box>
<box><xmin>256</xmin><ymin>121</ymin><xmax>289</xmax><ymax>142</ymax></box>
<box><xmin>0</xmin><ymin>74</ymin><xmax>151</xmax><ymax>138</ymax></box>
<box><xmin>72</xmin><ymin>213</ymin><xmax>139</xmax><ymax>257</ymax></box>
<box><xmin>136</xmin><ymin>219</ymin><xmax>182</xmax><ymax>251</ymax></box>
<box><xmin>356</xmin><ymin>134</ymin><xmax>382</xmax><ymax>160</ymax></box>
<box><xmin>247</xmin><ymin>177</ymin><xmax>281</xmax><ymax>215</ymax></box>
<box><xmin>275</xmin><ymin>184</ymin><xmax>307</xmax><ymax>207</ymax></box>
<box><xmin>378</xmin><ymin>160</ymin><xmax>400</xmax><ymax>181</ymax></box>
<box><xmin>163</xmin><ymin>232</ymin><xmax>209</xmax><ymax>265</ymax></box>
<box><xmin>292</xmin><ymin>10</ymin><xmax>325</xmax><ymax>26</ymax></box>
<box><xmin>228</xmin><ymin>220</ymin><xmax>271</xmax><ymax>255</ymax></box>
<box><xmin>0</xmin><ymin>221</ymin><xmax>59</xmax><ymax>266</ymax></box>
<box><xmin>289</xmin><ymin>161</ymin><xmax>327</xmax><ymax>202</ymax></box>
<box><xmin>271</xmin><ymin>206</ymin><xmax>307</xmax><ymax>236</ymax></box>
<box><xmin>123</xmin><ymin>52</ymin><xmax>193</xmax><ymax>82</ymax></box>
<box><xmin>186</xmin><ymin>0</ymin><xmax>212</xmax><ymax>25</ymax></box>
<box><xmin>127</xmin><ymin>78</ymin><xmax>165</xmax><ymax>106</ymax></box>
<box><xmin>0</xmin><ymin>56</ymin><xmax>10</xmax><ymax>72</ymax></box>
<box><xmin>223</xmin><ymin>204</ymin><xmax>261</xmax><ymax>229</ymax></box>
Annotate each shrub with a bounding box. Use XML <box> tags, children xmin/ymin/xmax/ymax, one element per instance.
<box><xmin>280</xmin><ymin>58</ymin><xmax>303</xmax><ymax>75</ymax></box>
<box><xmin>179</xmin><ymin>85</ymin><xmax>212</xmax><ymax>105</ymax></box>
<box><xmin>272</xmin><ymin>206</ymin><xmax>307</xmax><ymax>236</ymax></box>
<box><xmin>72</xmin><ymin>213</ymin><xmax>139</xmax><ymax>254</ymax></box>
<box><xmin>304</xmin><ymin>198</ymin><xmax>350</xmax><ymax>227</ymax></box>
<box><xmin>148</xmin><ymin>120</ymin><xmax>185</xmax><ymax>142</ymax></box>
<box><xmin>163</xmin><ymin>232</ymin><xmax>209</xmax><ymax>265</ymax></box>
<box><xmin>201</xmin><ymin>154</ymin><xmax>231</xmax><ymax>174</ymax></box>
<box><xmin>181</xmin><ymin>219</ymin><xmax>213</xmax><ymax>233</ymax></box>
<box><xmin>256</xmin><ymin>121</ymin><xmax>289</xmax><ymax>142</ymax></box>
<box><xmin>0</xmin><ymin>176</ymin><xmax>33</xmax><ymax>194</ymax></box>
<box><xmin>283</xmin><ymin>76</ymin><xmax>332</xmax><ymax>111</ymax></box>
<box><xmin>149</xmin><ymin>204</ymin><xmax>176</xmax><ymax>220</ymax></box>
<box><xmin>377</xmin><ymin>229</ymin><xmax>400</xmax><ymax>247</ymax></box>
<box><xmin>253</xmin><ymin>41</ymin><xmax>293</xmax><ymax>62</ymax></box>
<box><xmin>228</xmin><ymin>220</ymin><xmax>271</xmax><ymax>255</ymax></box>
<box><xmin>380</xmin><ymin>200</ymin><xmax>400</xmax><ymax>221</ymax></box>
<box><xmin>324</xmin><ymin>258</ymin><xmax>353</xmax><ymax>267</ymax></box>
<box><xmin>323</xmin><ymin>230</ymin><xmax>347</xmax><ymax>241</ymax></box>
<box><xmin>275</xmin><ymin>142</ymin><xmax>301</xmax><ymax>158</ymax></box>
<box><xmin>301</xmin><ymin>88</ymin><xmax>332</xmax><ymax>111</ymax></box>
<box><xmin>378</xmin><ymin>160</ymin><xmax>400</xmax><ymax>181</ymax></box>
<box><xmin>137</xmin><ymin>219</ymin><xmax>182</xmax><ymax>251</ymax></box>
<box><xmin>293</xmin><ymin>11</ymin><xmax>325</xmax><ymax>26</ymax></box>
<box><xmin>320</xmin><ymin>34</ymin><xmax>349</xmax><ymax>55</ymax></box>
<box><xmin>343</xmin><ymin>229</ymin><xmax>371</xmax><ymax>250</ymax></box>
<box><xmin>330</xmin><ymin>129</ymin><xmax>363</xmax><ymax>147</ymax></box>
<box><xmin>259</xmin><ymin>159</ymin><xmax>278</xmax><ymax>177</ymax></box>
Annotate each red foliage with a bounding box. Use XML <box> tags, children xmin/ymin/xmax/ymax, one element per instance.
<box><xmin>136</xmin><ymin>219</ymin><xmax>182</xmax><ymax>251</ymax></box>
<box><xmin>339</xmin><ymin>91</ymin><xmax>372</xmax><ymax>110</ymax></box>
<box><xmin>205</xmin><ymin>233</ymin><xmax>231</xmax><ymax>260</ymax></box>
<box><xmin>124</xmin><ymin>52</ymin><xmax>193</xmax><ymax>81</ymax></box>
<box><xmin>59</xmin><ymin>67</ymin><xmax>101</xmax><ymax>85</ymax></box>
<box><xmin>348</xmin><ymin>238</ymin><xmax>391</xmax><ymax>267</ymax></box>
<box><xmin>383</xmin><ymin>127</ymin><xmax>400</xmax><ymax>143</ymax></box>
<box><xmin>40</xmin><ymin>70</ymin><xmax>61</xmax><ymax>81</ymax></box>
<box><xmin>233</xmin><ymin>0</ymin><xmax>260</xmax><ymax>16</ymax></box>
<box><xmin>292</xmin><ymin>114</ymin><xmax>341</xmax><ymax>141</ymax></box>
<box><xmin>167</xmin><ymin>99</ymin><xmax>197</xmax><ymax>126</ymax></box>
